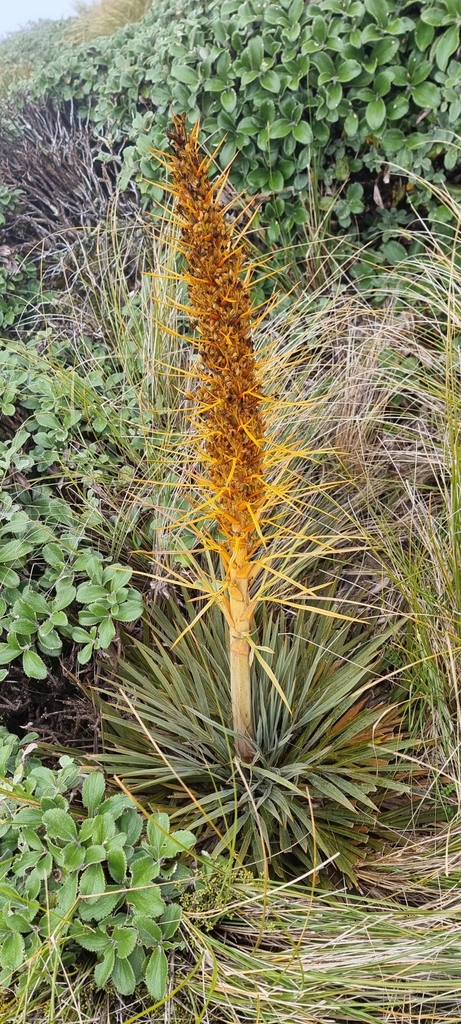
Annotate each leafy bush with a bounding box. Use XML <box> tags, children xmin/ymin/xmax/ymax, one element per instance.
<box><xmin>0</xmin><ymin>728</ymin><xmax>194</xmax><ymax>999</ymax></box>
<box><xmin>11</xmin><ymin>0</ymin><xmax>461</xmax><ymax>274</ymax></box>
<box><xmin>0</xmin><ymin>186</ymin><xmax>39</xmax><ymax>329</ymax></box>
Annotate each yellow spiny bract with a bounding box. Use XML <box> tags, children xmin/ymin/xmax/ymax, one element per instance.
<box><xmin>165</xmin><ymin>114</ymin><xmax>266</xmax><ymax>543</ymax></box>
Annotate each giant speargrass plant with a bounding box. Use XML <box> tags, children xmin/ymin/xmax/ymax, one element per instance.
<box><xmin>151</xmin><ymin>116</ymin><xmax>361</xmax><ymax>760</ymax></box>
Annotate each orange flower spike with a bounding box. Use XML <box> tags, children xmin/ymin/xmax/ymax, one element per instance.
<box><xmin>166</xmin><ymin>114</ymin><xmax>268</xmax><ymax>758</ymax></box>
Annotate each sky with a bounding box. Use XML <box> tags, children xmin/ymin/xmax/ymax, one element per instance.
<box><xmin>0</xmin><ymin>0</ymin><xmax>79</xmax><ymax>39</ymax></box>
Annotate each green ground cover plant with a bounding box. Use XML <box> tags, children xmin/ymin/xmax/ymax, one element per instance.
<box><xmin>0</xmin><ymin>728</ymin><xmax>194</xmax><ymax>1007</ymax></box>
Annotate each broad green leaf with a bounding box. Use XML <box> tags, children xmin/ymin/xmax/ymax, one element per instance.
<box><xmin>85</xmin><ymin>845</ymin><xmax>107</xmax><ymax>865</ymax></box>
<box><xmin>79</xmin><ymin>891</ymin><xmax>121</xmax><ymax>922</ymax></box>
<box><xmin>98</xmin><ymin>617</ymin><xmax>117</xmax><ymax>647</ymax></box>
<box><xmin>0</xmin><ymin>539</ymin><xmax>33</xmax><ymax>562</ymax></box>
<box><xmin>113</xmin><ymin>926</ymin><xmax>137</xmax><ymax>959</ymax></box>
<box><xmin>79</xmin><ymin>862</ymin><xmax>105</xmax><ymax>898</ymax></box>
<box><xmin>221</xmin><ymin>89</ymin><xmax>237</xmax><ymax>113</ymax></box>
<box><xmin>22</xmin><ymin>649</ymin><xmax>48</xmax><ymax>680</ymax></box>
<box><xmin>128</xmin><ymin>886</ymin><xmax>165</xmax><ymax>918</ymax></box>
<box><xmin>0</xmin><ymin>643</ymin><xmax>21</xmax><ymax>665</ymax></box>
<box><xmin>269</xmin><ymin>170</ymin><xmax>284</xmax><ymax>190</ymax></box>
<box><xmin>325</xmin><ymin>82</ymin><xmax>342</xmax><ymax>109</ymax></box>
<box><xmin>270</xmin><ymin>118</ymin><xmax>292</xmax><ymax>138</ymax></box>
<box><xmin>53</xmin><ymin>584</ymin><xmax>76</xmax><ymax>611</ymax></box>
<box><xmin>159</xmin><ymin>904</ymin><xmax>182</xmax><ymax>940</ymax></box>
<box><xmin>144</xmin><ymin>946</ymin><xmax>168</xmax><ymax>1001</ymax></box>
<box><xmin>112</xmin><ymin>955</ymin><xmax>136</xmax><ymax>995</ymax></box>
<box><xmin>415</xmin><ymin>19</ymin><xmax>434</xmax><ymax>50</ymax></box>
<box><xmin>434</xmin><ymin>25</ymin><xmax>459</xmax><ymax>72</ymax></box>
<box><xmin>107</xmin><ymin>847</ymin><xmax>127</xmax><ymax>883</ymax></box>
<box><xmin>113</xmin><ymin>601</ymin><xmax>143</xmax><ymax>622</ymax></box>
<box><xmin>292</xmin><ymin>121</ymin><xmax>313</xmax><ymax>144</ymax></box>
<box><xmin>43</xmin><ymin>808</ymin><xmax>77</xmax><ymax>842</ymax></box>
<box><xmin>0</xmin><ymin>932</ymin><xmax>24</xmax><ymax>971</ymax></box>
<box><xmin>94</xmin><ymin>946</ymin><xmax>115</xmax><ymax>988</ymax></box>
<box><xmin>74</xmin><ymin>929</ymin><xmax>111</xmax><ymax>953</ymax></box>
<box><xmin>76</xmin><ymin>584</ymin><xmax>107</xmax><ymax>603</ymax></box>
<box><xmin>62</xmin><ymin>844</ymin><xmax>85</xmax><ymax>872</ymax></box>
<box><xmin>132</xmin><ymin>915</ymin><xmax>162</xmax><ymax>947</ymax></box>
<box><xmin>337</xmin><ymin>59</ymin><xmax>362</xmax><ymax>82</ymax></box>
<box><xmin>170</xmin><ymin>65</ymin><xmax>199</xmax><ymax>87</ymax></box>
<box><xmin>387</xmin><ymin>95</ymin><xmax>409</xmax><ymax>119</ymax></box>
<box><xmin>260</xmin><ymin>70</ymin><xmax>281</xmax><ymax>92</ymax></box>
<box><xmin>365</xmin><ymin>97</ymin><xmax>386</xmax><ymax>130</ymax></box>
<box><xmin>247</xmin><ymin>35</ymin><xmax>264</xmax><ymax>69</ymax></box>
<box><xmin>57</xmin><ymin>873</ymin><xmax>78</xmax><ymax>913</ymax></box>
<box><xmin>411</xmin><ymin>81</ymin><xmax>441</xmax><ymax>108</ymax></box>
<box><xmin>120</xmin><ymin>809</ymin><xmax>143</xmax><ymax>846</ymax></box>
<box><xmin>344</xmin><ymin>112</ymin><xmax>358</xmax><ymax>137</ymax></box>
<box><xmin>288</xmin><ymin>0</ymin><xmax>304</xmax><ymax>24</ymax></box>
<box><xmin>82</xmin><ymin>771</ymin><xmax>106</xmax><ymax>815</ymax></box>
<box><xmin>130</xmin><ymin>855</ymin><xmax>159</xmax><ymax>888</ymax></box>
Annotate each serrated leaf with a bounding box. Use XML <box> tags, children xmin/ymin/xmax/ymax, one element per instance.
<box><xmin>120</xmin><ymin>809</ymin><xmax>143</xmax><ymax>846</ymax></box>
<box><xmin>74</xmin><ymin>929</ymin><xmax>111</xmax><ymax>953</ymax></box>
<box><xmin>76</xmin><ymin>584</ymin><xmax>107</xmax><ymax>603</ymax></box>
<box><xmin>113</xmin><ymin>926</ymin><xmax>137</xmax><ymax>959</ymax></box>
<box><xmin>62</xmin><ymin>844</ymin><xmax>85</xmax><ymax>872</ymax></box>
<box><xmin>247</xmin><ymin>35</ymin><xmax>263</xmax><ymax>69</ymax></box>
<box><xmin>411</xmin><ymin>81</ymin><xmax>441</xmax><ymax>108</ymax></box>
<box><xmin>82</xmin><ymin>771</ymin><xmax>106</xmax><ymax>815</ymax></box>
<box><xmin>22</xmin><ymin>650</ymin><xmax>48</xmax><ymax>680</ymax></box>
<box><xmin>435</xmin><ymin>23</ymin><xmax>459</xmax><ymax>71</ymax></box>
<box><xmin>57</xmin><ymin>873</ymin><xmax>78</xmax><ymax>913</ymax></box>
<box><xmin>112</xmin><ymin>954</ymin><xmax>136</xmax><ymax>995</ymax></box>
<box><xmin>130</xmin><ymin>855</ymin><xmax>159</xmax><ymax>887</ymax></box>
<box><xmin>292</xmin><ymin>121</ymin><xmax>313</xmax><ymax>144</ymax></box>
<box><xmin>221</xmin><ymin>88</ymin><xmax>237</xmax><ymax>113</ymax></box>
<box><xmin>94</xmin><ymin>946</ymin><xmax>115</xmax><ymax>988</ymax></box>
<box><xmin>159</xmin><ymin>904</ymin><xmax>182</xmax><ymax>940</ymax></box>
<box><xmin>261</xmin><ymin>69</ymin><xmax>281</xmax><ymax>93</ymax></box>
<box><xmin>144</xmin><ymin>946</ymin><xmax>168</xmax><ymax>1001</ymax></box>
<box><xmin>43</xmin><ymin>808</ymin><xmax>78</xmax><ymax>842</ymax></box>
<box><xmin>170</xmin><ymin>64</ymin><xmax>199</xmax><ymax>87</ymax></box>
<box><xmin>0</xmin><ymin>932</ymin><xmax>24</xmax><ymax>971</ymax></box>
<box><xmin>79</xmin><ymin>891</ymin><xmax>121</xmax><ymax>922</ymax></box>
<box><xmin>132</xmin><ymin>915</ymin><xmax>162</xmax><ymax>947</ymax></box>
<box><xmin>113</xmin><ymin>600</ymin><xmax>143</xmax><ymax>623</ymax></box>
<box><xmin>85</xmin><ymin>845</ymin><xmax>107</xmax><ymax>865</ymax></box>
<box><xmin>107</xmin><ymin>847</ymin><xmax>127</xmax><ymax>883</ymax></box>
<box><xmin>128</xmin><ymin>886</ymin><xmax>165</xmax><ymax>918</ymax></box>
<box><xmin>79</xmin><ymin>862</ymin><xmax>105</xmax><ymax>898</ymax></box>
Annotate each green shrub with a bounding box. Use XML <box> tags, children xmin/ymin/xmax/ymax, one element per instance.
<box><xmin>0</xmin><ymin>187</ymin><xmax>39</xmax><ymax>329</ymax></box>
<box><xmin>11</xmin><ymin>0</ymin><xmax>461</xmax><ymax>273</ymax></box>
<box><xmin>0</xmin><ymin>728</ymin><xmax>194</xmax><ymax>999</ymax></box>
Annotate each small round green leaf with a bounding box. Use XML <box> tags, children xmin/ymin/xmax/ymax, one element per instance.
<box><xmin>365</xmin><ymin>97</ymin><xmax>386</xmax><ymax>130</ymax></box>
<box><xmin>292</xmin><ymin>121</ymin><xmax>313</xmax><ymax>144</ymax></box>
<box><xmin>22</xmin><ymin>649</ymin><xmax>48</xmax><ymax>680</ymax></box>
<box><xmin>221</xmin><ymin>89</ymin><xmax>237</xmax><ymax>113</ymax></box>
<box><xmin>260</xmin><ymin>70</ymin><xmax>281</xmax><ymax>93</ymax></box>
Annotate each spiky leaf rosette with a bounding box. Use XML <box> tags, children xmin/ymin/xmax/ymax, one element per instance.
<box><xmin>95</xmin><ymin>599</ymin><xmax>405</xmax><ymax>881</ymax></box>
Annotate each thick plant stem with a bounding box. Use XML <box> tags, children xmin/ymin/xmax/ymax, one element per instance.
<box><xmin>227</xmin><ymin>536</ymin><xmax>254</xmax><ymax>760</ymax></box>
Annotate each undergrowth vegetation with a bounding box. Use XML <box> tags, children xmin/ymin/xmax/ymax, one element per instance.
<box><xmin>2</xmin><ymin>1</ymin><xmax>461</xmax><ymax>1022</ymax></box>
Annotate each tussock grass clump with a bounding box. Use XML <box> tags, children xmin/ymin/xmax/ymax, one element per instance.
<box><xmin>68</xmin><ymin>0</ymin><xmax>152</xmax><ymax>42</ymax></box>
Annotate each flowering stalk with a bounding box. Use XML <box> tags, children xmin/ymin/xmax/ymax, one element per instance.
<box><xmin>163</xmin><ymin>115</ymin><xmax>267</xmax><ymax>759</ymax></box>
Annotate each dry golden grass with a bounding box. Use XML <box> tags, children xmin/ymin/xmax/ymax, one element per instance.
<box><xmin>68</xmin><ymin>0</ymin><xmax>152</xmax><ymax>42</ymax></box>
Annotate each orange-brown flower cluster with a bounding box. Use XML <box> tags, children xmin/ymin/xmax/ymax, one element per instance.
<box><xmin>166</xmin><ymin>115</ymin><xmax>265</xmax><ymax>540</ymax></box>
